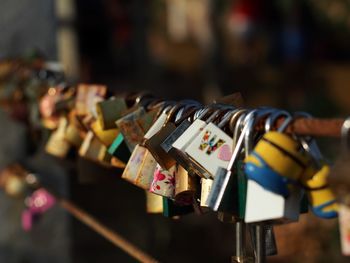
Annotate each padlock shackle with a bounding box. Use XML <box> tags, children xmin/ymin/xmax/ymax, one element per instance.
<box><xmin>265</xmin><ymin>110</ymin><xmax>291</xmax><ymax>132</ymax></box>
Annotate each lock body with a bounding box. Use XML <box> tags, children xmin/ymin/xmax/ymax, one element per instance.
<box><xmin>185</xmin><ymin>122</ymin><xmax>234</xmax><ymax>178</ymax></box>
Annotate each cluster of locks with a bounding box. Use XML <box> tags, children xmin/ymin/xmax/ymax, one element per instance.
<box><xmin>43</xmin><ymin>85</ymin><xmax>337</xmax><ymax>219</ymax></box>
<box><xmin>0</xmin><ymin>61</ymin><xmax>347</xmax><ymax>262</ymax></box>
<box><xmin>37</xmin><ymin>84</ymin><xmax>341</xmax><ymax>261</ymax></box>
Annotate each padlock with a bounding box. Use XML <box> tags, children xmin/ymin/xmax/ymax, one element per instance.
<box><xmin>330</xmin><ymin>118</ymin><xmax>350</xmax><ymax>255</ymax></box>
<box><xmin>121</xmin><ymin>108</ymin><xmax>171</xmax><ymax>189</ymax></box>
<box><xmin>175</xmin><ymin>165</ymin><xmax>197</xmax><ymax>206</ymax></box>
<box><xmin>145</xmin><ymin>101</ymin><xmax>200</xmax><ymax>169</ymax></box>
<box><xmin>239</xmin><ymin>110</ymin><xmax>282</xmax><ymax>260</ymax></box>
<box><xmin>170</xmin><ymin>107</ymin><xmax>215</xmax><ymax>167</ymax></box>
<box><xmin>150</xmin><ymin>164</ymin><xmax>177</xmax><ymax>198</ymax></box>
<box><xmin>206</xmin><ymin>109</ymin><xmax>247</xmax><ymax>214</ymax></box>
<box><xmin>329</xmin><ymin>117</ymin><xmax>350</xmax><ymax>202</ymax></box>
<box><xmin>145</xmin><ymin>191</ymin><xmax>163</xmax><ymax>213</ymax></box>
<box><xmin>295</xmin><ymin>112</ymin><xmax>338</xmax><ymax>219</ymax></box>
<box><xmin>300</xmin><ymin>164</ymin><xmax>338</xmax><ymax>219</ymax></box>
<box><xmin>338</xmin><ymin>204</ymin><xmax>350</xmax><ymax>255</ymax></box>
<box><xmin>90</xmin><ymin>120</ymin><xmax>119</xmax><ymax>147</ymax></box>
<box><xmin>146</xmin><ymin>101</ymin><xmax>198</xmax><ymax>169</ymax></box>
<box><xmin>244</xmin><ymin>110</ymin><xmax>307</xmax><ymax>224</ymax></box>
<box><xmin>116</xmin><ymin>106</ymin><xmax>159</xmax><ymax>152</ymax></box>
<box><xmin>121</xmin><ymin>144</ymin><xmax>148</xmax><ymax>184</ymax></box>
<box><xmin>185</xmin><ymin>109</ymin><xmax>237</xmax><ymax>178</ymax></box>
<box><xmin>207</xmin><ymin>112</ymin><xmax>248</xmax><ymax>212</ymax></box>
<box><xmin>45</xmin><ymin>116</ymin><xmax>71</xmax><ymax>158</ymax></box>
<box><xmin>145</xmin><ymin>103</ymin><xmax>198</xmax><ymax>170</ymax></box>
<box><xmin>96</xmin><ymin>97</ymin><xmax>127</xmax><ymax>130</ymax></box>
<box><xmin>75</xmin><ymin>84</ymin><xmax>107</xmax><ymax>117</ymax></box>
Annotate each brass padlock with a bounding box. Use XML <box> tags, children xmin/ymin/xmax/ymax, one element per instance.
<box><xmin>145</xmin><ymin>103</ymin><xmax>197</xmax><ymax>170</ymax></box>
<box><xmin>175</xmin><ymin>165</ymin><xmax>197</xmax><ymax>206</ymax></box>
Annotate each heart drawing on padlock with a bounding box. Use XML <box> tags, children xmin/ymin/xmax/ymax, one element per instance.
<box><xmin>218</xmin><ymin>144</ymin><xmax>232</xmax><ymax>161</ymax></box>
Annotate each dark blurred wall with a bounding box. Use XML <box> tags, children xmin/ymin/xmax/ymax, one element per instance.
<box><xmin>0</xmin><ymin>1</ymin><xmax>71</xmax><ymax>263</ymax></box>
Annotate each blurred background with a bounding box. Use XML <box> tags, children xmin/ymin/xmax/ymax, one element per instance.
<box><xmin>1</xmin><ymin>0</ymin><xmax>350</xmax><ymax>262</ymax></box>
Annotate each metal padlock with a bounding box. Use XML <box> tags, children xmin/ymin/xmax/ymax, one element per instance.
<box><xmin>45</xmin><ymin>116</ymin><xmax>71</xmax><ymax>158</ymax></box>
<box><xmin>145</xmin><ymin>103</ymin><xmax>198</xmax><ymax>170</ymax></box>
<box><xmin>96</xmin><ymin>97</ymin><xmax>127</xmax><ymax>130</ymax></box>
<box><xmin>171</xmin><ymin>107</ymin><xmax>216</xmax><ymax>166</ymax></box>
<box><xmin>175</xmin><ymin>165</ymin><xmax>197</xmax><ymax>206</ymax></box>
<box><xmin>185</xmin><ymin>109</ymin><xmax>237</xmax><ymax>178</ymax></box>
<box><xmin>206</xmin><ymin>109</ymin><xmax>247</xmax><ymax>214</ymax></box>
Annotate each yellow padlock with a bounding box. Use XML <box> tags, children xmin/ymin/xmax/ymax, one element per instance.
<box><xmin>300</xmin><ymin>164</ymin><xmax>338</xmax><ymax>219</ymax></box>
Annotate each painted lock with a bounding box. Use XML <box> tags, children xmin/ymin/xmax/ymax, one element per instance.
<box><xmin>116</xmin><ymin>107</ymin><xmax>158</xmax><ymax>152</ymax></box>
<box><xmin>150</xmin><ymin>164</ymin><xmax>176</xmax><ymax>198</ymax></box>
<box><xmin>300</xmin><ymin>164</ymin><xmax>338</xmax><ymax>219</ymax></box>
<box><xmin>244</xmin><ymin>131</ymin><xmax>310</xmax><ymax>197</ymax></box>
<box><xmin>121</xmin><ymin>110</ymin><xmax>169</xmax><ymax>189</ymax></box>
<box><xmin>185</xmin><ymin>110</ymin><xmax>235</xmax><ymax>179</ymax></box>
<box><xmin>145</xmin><ymin>103</ymin><xmax>196</xmax><ymax>170</ymax></box>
